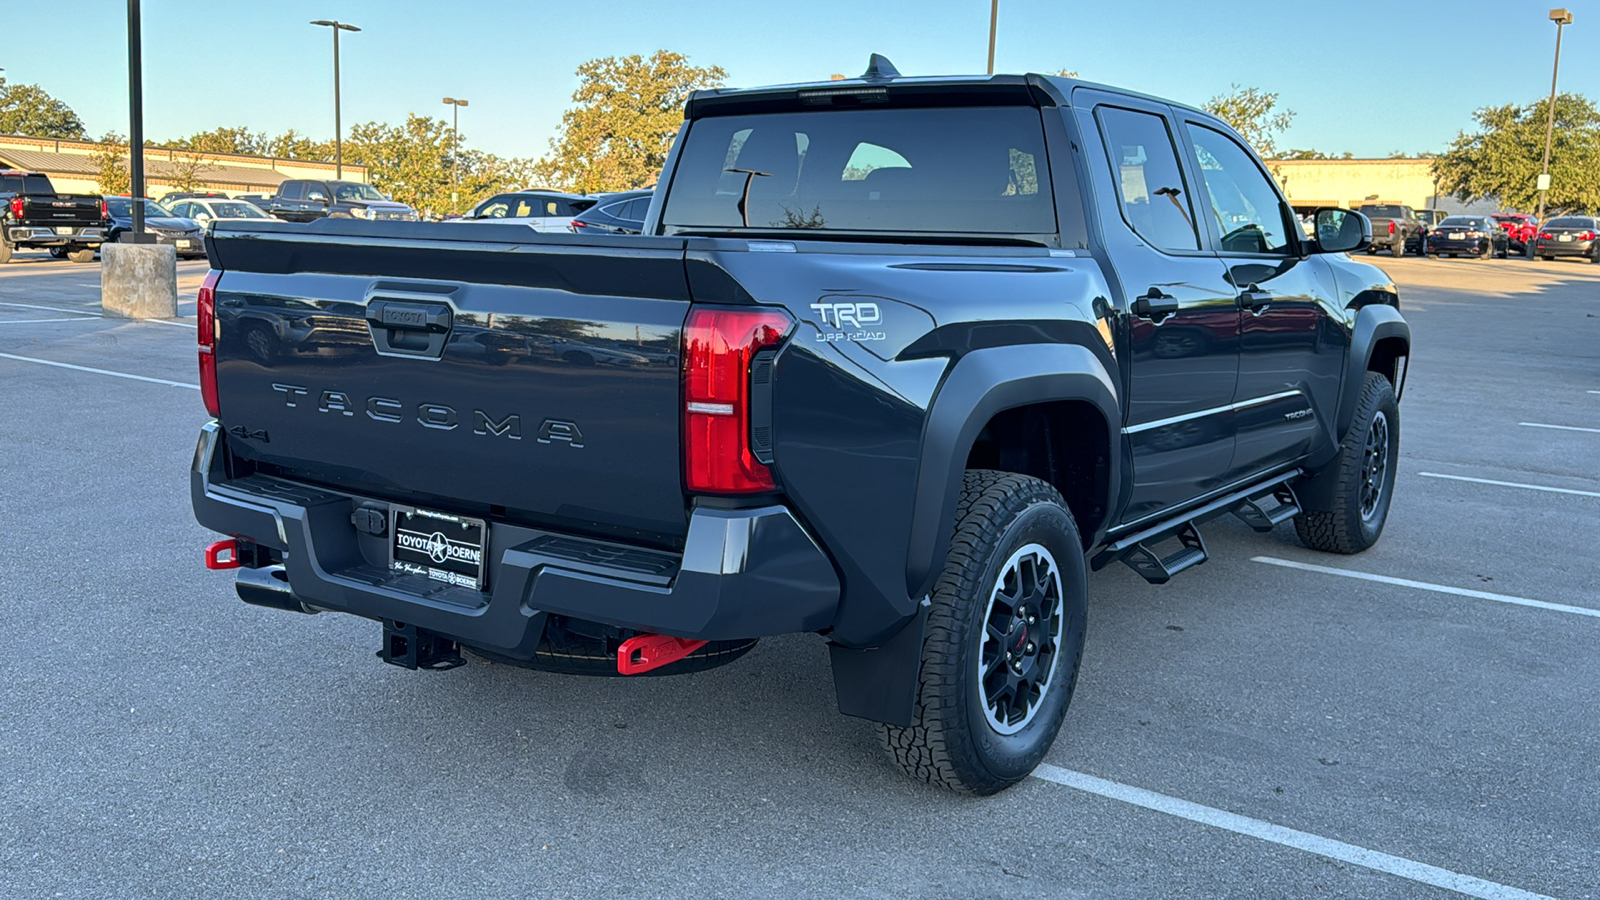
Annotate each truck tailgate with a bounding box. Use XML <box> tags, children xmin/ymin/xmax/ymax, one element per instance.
<box><xmin>20</xmin><ymin>194</ymin><xmax>102</xmax><ymax>227</ymax></box>
<box><xmin>208</xmin><ymin>221</ymin><xmax>692</xmax><ymax>541</ymax></box>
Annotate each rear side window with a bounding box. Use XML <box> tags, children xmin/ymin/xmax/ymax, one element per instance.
<box><xmin>1095</xmin><ymin>106</ymin><xmax>1199</xmax><ymax>252</ymax></box>
<box><xmin>662</xmin><ymin>107</ymin><xmax>1057</xmax><ymax>236</ymax></box>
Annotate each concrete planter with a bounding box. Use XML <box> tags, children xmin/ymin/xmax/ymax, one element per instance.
<box><xmin>101</xmin><ymin>243</ymin><xmax>178</xmax><ymax>318</ymax></box>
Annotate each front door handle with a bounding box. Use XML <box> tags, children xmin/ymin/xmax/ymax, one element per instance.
<box><xmin>1239</xmin><ymin>287</ymin><xmax>1273</xmax><ymax>313</ymax></box>
<box><xmin>1132</xmin><ymin>288</ymin><xmax>1180</xmax><ymax>321</ymax></box>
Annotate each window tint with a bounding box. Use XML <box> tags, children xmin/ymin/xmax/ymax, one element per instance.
<box><xmin>1185</xmin><ymin>123</ymin><xmax>1292</xmax><ymax>255</ymax></box>
<box><xmin>662</xmin><ymin>107</ymin><xmax>1057</xmax><ymax>235</ymax></box>
<box><xmin>1095</xmin><ymin>106</ymin><xmax>1198</xmax><ymax>252</ymax></box>
<box><xmin>169</xmin><ymin>202</ymin><xmax>191</xmax><ymax>217</ymax></box>
<box><xmin>622</xmin><ymin>198</ymin><xmax>649</xmax><ymax>220</ymax></box>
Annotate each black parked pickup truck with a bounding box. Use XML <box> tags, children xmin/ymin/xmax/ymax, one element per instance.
<box><xmin>259</xmin><ymin>178</ymin><xmax>418</xmax><ymax>223</ymax></box>
<box><xmin>0</xmin><ymin>170</ymin><xmax>107</xmax><ymax>263</ymax></box>
<box><xmin>192</xmin><ymin>58</ymin><xmax>1410</xmax><ymax>794</ymax></box>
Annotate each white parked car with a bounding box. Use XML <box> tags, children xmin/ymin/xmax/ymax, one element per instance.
<box><xmin>166</xmin><ymin>197</ymin><xmax>276</xmax><ymax>228</ymax></box>
<box><xmin>447</xmin><ymin>191</ymin><xmax>600</xmax><ymax>233</ymax></box>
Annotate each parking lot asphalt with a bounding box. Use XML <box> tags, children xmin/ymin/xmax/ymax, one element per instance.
<box><xmin>1</xmin><ymin>249</ymin><xmax>1596</xmax><ymax>899</ymax></box>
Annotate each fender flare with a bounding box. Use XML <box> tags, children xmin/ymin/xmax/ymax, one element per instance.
<box><xmin>1337</xmin><ymin>303</ymin><xmax>1410</xmax><ymax>438</ymax></box>
<box><xmin>904</xmin><ymin>343</ymin><xmax>1120</xmax><ymax>601</ymax></box>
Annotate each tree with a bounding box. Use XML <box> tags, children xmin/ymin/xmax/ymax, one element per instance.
<box><xmin>265</xmin><ymin>129</ymin><xmax>334</xmax><ymax>160</ymax></box>
<box><xmin>536</xmin><ymin>51</ymin><xmax>726</xmax><ymax>193</ymax></box>
<box><xmin>1279</xmin><ymin>148</ymin><xmax>1354</xmax><ymax>160</ymax></box>
<box><xmin>93</xmin><ymin>132</ymin><xmax>131</xmax><ymax>195</ymax></box>
<box><xmin>342</xmin><ymin>114</ymin><xmax>536</xmax><ymax>215</ymax></box>
<box><xmin>1203</xmin><ymin>85</ymin><xmax>1294</xmax><ymax>158</ymax></box>
<box><xmin>167</xmin><ymin>151</ymin><xmax>212</xmax><ymax>192</ymax></box>
<box><xmin>160</xmin><ymin>126</ymin><xmax>267</xmax><ymax>156</ymax></box>
<box><xmin>1433</xmin><ymin>93</ymin><xmax>1600</xmax><ymax>214</ymax></box>
<box><xmin>0</xmin><ymin>77</ymin><xmax>87</xmax><ymax>139</ymax></box>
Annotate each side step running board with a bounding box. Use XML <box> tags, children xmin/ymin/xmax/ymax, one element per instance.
<box><xmin>1093</xmin><ymin>470</ymin><xmax>1302</xmax><ymax>584</ymax></box>
<box><xmin>1118</xmin><ymin>521</ymin><xmax>1207</xmax><ymax>585</ymax></box>
<box><xmin>1231</xmin><ymin>485</ymin><xmax>1301</xmax><ymax>532</ymax></box>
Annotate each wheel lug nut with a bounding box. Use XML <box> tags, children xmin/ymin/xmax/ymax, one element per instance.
<box><xmin>1026</xmin><ymin>642</ymin><xmax>1036</xmax><ymax>654</ymax></box>
<box><xmin>1027</xmin><ymin>615</ymin><xmax>1037</xmax><ymax>624</ymax></box>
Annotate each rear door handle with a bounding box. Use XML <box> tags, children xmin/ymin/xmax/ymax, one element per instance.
<box><xmin>1132</xmin><ymin>288</ymin><xmax>1180</xmax><ymax>321</ymax></box>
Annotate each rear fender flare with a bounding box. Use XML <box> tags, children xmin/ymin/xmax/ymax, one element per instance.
<box><xmin>905</xmin><ymin>344</ymin><xmax>1120</xmax><ymax>601</ymax></box>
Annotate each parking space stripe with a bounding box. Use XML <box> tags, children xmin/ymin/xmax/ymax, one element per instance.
<box><xmin>0</xmin><ymin>301</ymin><xmax>101</xmax><ymax>316</ymax></box>
<box><xmin>0</xmin><ymin>317</ymin><xmax>103</xmax><ymax>325</ymax></box>
<box><xmin>0</xmin><ymin>301</ymin><xmax>194</xmax><ymax>327</ymax></box>
<box><xmin>1032</xmin><ymin>764</ymin><xmax>1553</xmax><ymax>900</ymax></box>
<box><xmin>1252</xmin><ymin>557</ymin><xmax>1600</xmax><ymax>619</ymax></box>
<box><xmin>1520</xmin><ymin>422</ymin><xmax>1600</xmax><ymax>434</ymax></box>
<box><xmin>0</xmin><ymin>352</ymin><xmax>198</xmax><ymax>390</ymax></box>
<box><xmin>1418</xmin><ymin>471</ymin><xmax>1600</xmax><ymax>498</ymax></box>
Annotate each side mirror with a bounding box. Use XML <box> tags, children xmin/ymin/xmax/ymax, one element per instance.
<box><xmin>1311</xmin><ymin>207</ymin><xmax>1370</xmax><ymax>255</ymax></box>
<box><xmin>308</xmin><ymin>192</ymin><xmax>328</xmax><ymax>204</ymax></box>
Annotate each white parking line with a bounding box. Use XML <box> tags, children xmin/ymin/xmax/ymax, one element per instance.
<box><xmin>1520</xmin><ymin>422</ymin><xmax>1600</xmax><ymax>434</ymax></box>
<box><xmin>0</xmin><ymin>300</ymin><xmax>101</xmax><ymax>316</ymax></box>
<box><xmin>0</xmin><ymin>351</ymin><xmax>199</xmax><ymax>390</ymax></box>
<box><xmin>1252</xmin><ymin>557</ymin><xmax>1600</xmax><ymax>619</ymax></box>
<box><xmin>0</xmin><ymin>317</ymin><xmax>102</xmax><ymax>325</ymax></box>
<box><xmin>1418</xmin><ymin>471</ymin><xmax>1600</xmax><ymax>498</ymax></box>
<box><xmin>1032</xmin><ymin>765</ymin><xmax>1553</xmax><ymax>900</ymax></box>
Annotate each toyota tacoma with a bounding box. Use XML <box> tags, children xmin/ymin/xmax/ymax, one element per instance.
<box><xmin>192</xmin><ymin>58</ymin><xmax>1410</xmax><ymax>794</ymax></box>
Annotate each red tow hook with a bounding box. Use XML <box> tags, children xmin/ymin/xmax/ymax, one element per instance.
<box><xmin>204</xmin><ymin>539</ymin><xmax>242</xmax><ymax>570</ymax></box>
<box><xmin>616</xmin><ymin>634</ymin><xmax>708</xmax><ymax>675</ymax></box>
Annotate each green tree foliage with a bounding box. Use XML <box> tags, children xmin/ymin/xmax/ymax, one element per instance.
<box><xmin>167</xmin><ymin>151</ymin><xmax>212</xmax><ymax>192</ymax></box>
<box><xmin>93</xmin><ymin>132</ymin><xmax>131</xmax><ymax>195</ymax></box>
<box><xmin>343</xmin><ymin>114</ymin><xmax>537</xmax><ymax>215</ymax></box>
<box><xmin>0</xmin><ymin>77</ymin><xmax>87</xmax><ymax>139</ymax></box>
<box><xmin>265</xmin><ymin>129</ymin><xmax>334</xmax><ymax>160</ymax></box>
<box><xmin>536</xmin><ymin>51</ymin><xmax>726</xmax><ymax>193</ymax></box>
<box><xmin>1203</xmin><ymin>85</ymin><xmax>1294</xmax><ymax>158</ymax></box>
<box><xmin>1433</xmin><ymin>93</ymin><xmax>1600</xmax><ymax>214</ymax></box>
<box><xmin>159</xmin><ymin>126</ymin><xmax>265</xmax><ymax>155</ymax></box>
<box><xmin>1279</xmin><ymin>148</ymin><xmax>1354</xmax><ymax>160</ymax></box>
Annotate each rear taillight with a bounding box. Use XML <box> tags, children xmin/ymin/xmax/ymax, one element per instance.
<box><xmin>99</xmin><ymin>198</ymin><xmax>109</xmax><ymax>221</ymax></box>
<box><xmin>197</xmin><ymin>269</ymin><xmax>221</xmax><ymax>417</ymax></box>
<box><xmin>1540</xmin><ymin>231</ymin><xmax>1553</xmax><ymax>240</ymax></box>
<box><xmin>571</xmin><ymin>220</ymin><xmax>588</xmax><ymax>229</ymax></box>
<box><xmin>7</xmin><ymin>196</ymin><xmax>21</xmax><ymax>219</ymax></box>
<box><xmin>1581</xmin><ymin>231</ymin><xmax>1597</xmax><ymax>241</ymax></box>
<box><xmin>682</xmin><ymin>306</ymin><xmax>792</xmax><ymax>494</ymax></box>
<box><xmin>1387</xmin><ymin>221</ymin><xmax>1395</xmax><ymax>235</ymax></box>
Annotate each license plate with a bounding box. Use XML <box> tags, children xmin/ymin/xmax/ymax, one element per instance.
<box><xmin>55</xmin><ymin>226</ymin><xmax>75</xmax><ymax>235</ymax></box>
<box><xmin>1447</xmin><ymin>232</ymin><xmax>1464</xmax><ymax>240</ymax></box>
<box><xmin>177</xmin><ymin>239</ymin><xmax>194</xmax><ymax>249</ymax></box>
<box><xmin>391</xmin><ymin>507</ymin><xmax>487</xmax><ymax>590</ymax></box>
<box><xmin>1559</xmin><ymin>234</ymin><xmax>1573</xmax><ymax>242</ymax></box>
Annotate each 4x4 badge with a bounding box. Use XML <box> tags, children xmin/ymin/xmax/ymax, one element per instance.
<box><xmin>228</xmin><ymin>425</ymin><xmax>270</xmax><ymax>442</ymax></box>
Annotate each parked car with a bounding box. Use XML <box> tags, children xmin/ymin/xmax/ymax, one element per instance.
<box><xmin>166</xmin><ymin>197</ymin><xmax>276</xmax><ymax>228</ymax></box>
<box><xmin>448</xmin><ymin>190</ymin><xmax>598</xmax><ymax>232</ymax></box>
<box><xmin>1491</xmin><ymin>213</ymin><xmax>1539</xmax><ymax>255</ymax></box>
<box><xmin>102</xmin><ymin>196</ymin><xmax>206</xmax><ymax>259</ymax></box>
<box><xmin>1355</xmin><ymin>203</ymin><xmax>1420</xmax><ymax>256</ymax></box>
<box><xmin>158</xmin><ymin>191</ymin><xmax>231</xmax><ymax>206</ymax></box>
<box><xmin>192</xmin><ymin>59</ymin><xmax>1409</xmax><ymax>796</ymax></box>
<box><xmin>1532</xmin><ymin>215</ymin><xmax>1599</xmax><ymax>263</ymax></box>
<box><xmin>1425</xmin><ymin>215</ymin><xmax>1509</xmax><ymax>258</ymax></box>
<box><xmin>0</xmin><ymin>170</ymin><xmax>108</xmax><ymax>264</ymax></box>
<box><xmin>569</xmin><ymin>189</ymin><xmax>653</xmax><ymax>235</ymax></box>
<box><xmin>267</xmin><ymin>179</ymin><xmax>416</xmax><ymax>222</ymax></box>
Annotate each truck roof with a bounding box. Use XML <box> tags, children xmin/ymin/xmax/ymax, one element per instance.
<box><xmin>1</xmin><ymin>169</ymin><xmax>45</xmax><ymax>177</ymax></box>
<box><xmin>684</xmin><ymin>55</ymin><xmax>1205</xmax><ymax>119</ymax></box>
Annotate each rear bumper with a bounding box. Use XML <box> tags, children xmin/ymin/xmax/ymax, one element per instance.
<box><xmin>6</xmin><ymin>225</ymin><xmax>105</xmax><ymax>245</ymax></box>
<box><xmin>1534</xmin><ymin>240</ymin><xmax>1596</xmax><ymax>257</ymax></box>
<box><xmin>190</xmin><ymin>423</ymin><xmax>840</xmax><ymax>654</ymax></box>
<box><xmin>1426</xmin><ymin>238</ymin><xmax>1494</xmax><ymax>254</ymax></box>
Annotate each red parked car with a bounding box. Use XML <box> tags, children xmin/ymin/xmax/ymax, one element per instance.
<box><xmin>1491</xmin><ymin>214</ymin><xmax>1539</xmax><ymax>253</ymax></box>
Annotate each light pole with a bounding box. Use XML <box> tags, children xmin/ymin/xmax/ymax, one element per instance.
<box><xmin>311</xmin><ymin>19</ymin><xmax>360</xmax><ymax>179</ymax></box>
<box><xmin>1536</xmin><ymin>8</ymin><xmax>1573</xmax><ymax>223</ymax></box>
<box><xmin>986</xmin><ymin>0</ymin><xmax>999</xmax><ymax>75</ymax></box>
<box><xmin>442</xmin><ymin>97</ymin><xmax>468</xmax><ymax>214</ymax></box>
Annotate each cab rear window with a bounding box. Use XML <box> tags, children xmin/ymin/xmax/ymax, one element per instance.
<box><xmin>662</xmin><ymin>107</ymin><xmax>1060</xmax><ymax>237</ymax></box>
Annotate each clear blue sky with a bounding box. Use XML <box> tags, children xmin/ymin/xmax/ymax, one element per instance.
<box><xmin>2</xmin><ymin>0</ymin><xmax>1593</xmax><ymax>159</ymax></box>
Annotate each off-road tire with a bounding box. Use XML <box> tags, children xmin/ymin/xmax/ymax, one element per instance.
<box><xmin>66</xmin><ymin>248</ymin><xmax>96</xmax><ymax>263</ymax></box>
<box><xmin>1294</xmin><ymin>372</ymin><xmax>1399</xmax><ymax>554</ymax></box>
<box><xmin>49</xmin><ymin>246</ymin><xmax>66</xmax><ymax>259</ymax></box>
<box><xmin>1391</xmin><ymin>238</ymin><xmax>1405</xmax><ymax>257</ymax></box>
<box><xmin>0</xmin><ymin>240</ymin><xmax>12</xmax><ymax>264</ymax></box>
<box><xmin>877</xmin><ymin>470</ymin><xmax>1088</xmax><ymax>795</ymax></box>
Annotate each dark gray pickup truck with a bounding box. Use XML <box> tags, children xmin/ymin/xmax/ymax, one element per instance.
<box><xmin>192</xmin><ymin>59</ymin><xmax>1410</xmax><ymax>794</ymax></box>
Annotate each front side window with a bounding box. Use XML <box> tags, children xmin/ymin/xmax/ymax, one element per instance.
<box><xmin>334</xmin><ymin>182</ymin><xmax>385</xmax><ymax>202</ymax></box>
<box><xmin>476</xmin><ymin>196</ymin><xmax>511</xmax><ymax>218</ymax></box>
<box><xmin>662</xmin><ymin>106</ymin><xmax>1056</xmax><ymax>236</ymax></box>
<box><xmin>1095</xmin><ymin>106</ymin><xmax>1198</xmax><ymax>252</ymax></box>
<box><xmin>279</xmin><ymin>182</ymin><xmax>304</xmax><ymax>200</ymax></box>
<box><xmin>1185</xmin><ymin>124</ymin><xmax>1293</xmax><ymax>255</ymax></box>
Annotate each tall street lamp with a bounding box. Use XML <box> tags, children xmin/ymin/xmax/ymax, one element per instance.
<box><xmin>311</xmin><ymin>19</ymin><xmax>360</xmax><ymax>179</ymax></box>
<box><xmin>1536</xmin><ymin>8</ymin><xmax>1573</xmax><ymax>223</ymax></box>
<box><xmin>442</xmin><ymin>97</ymin><xmax>468</xmax><ymax>214</ymax></box>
